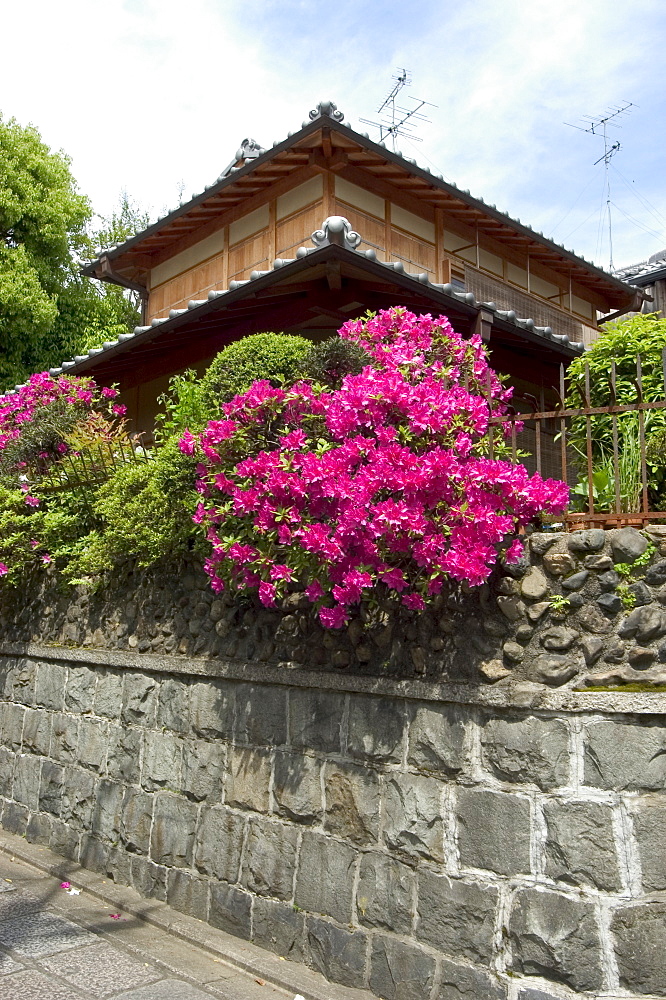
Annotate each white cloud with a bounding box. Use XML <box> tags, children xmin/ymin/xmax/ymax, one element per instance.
<box><xmin>3</xmin><ymin>0</ymin><xmax>664</xmax><ymax>268</ymax></box>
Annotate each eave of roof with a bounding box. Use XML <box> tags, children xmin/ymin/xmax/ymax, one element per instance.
<box><xmin>81</xmin><ymin>103</ymin><xmax>633</xmax><ymax>310</ymax></box>
<box><xmin>46</xmin><ymin>234</ymin><xmax>583</xmax><ymax>391</ymax></box>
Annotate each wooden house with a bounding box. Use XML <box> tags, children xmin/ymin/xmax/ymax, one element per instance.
<box><xmin>65</xmin><ymin>100</ymin><xmax>640</xmax><ymax>434</ymax></box>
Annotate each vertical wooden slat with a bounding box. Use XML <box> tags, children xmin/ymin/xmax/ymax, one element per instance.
<box><xmin>637</xmin><ymin>355</ymin><xmax>649</xmax><ymax>514</ymax></box>
<box><xmin>584</xmin><ymin>361</ymin><xmax>594</xmax><ymax>516</ymax></box>
<box><xmin>559</xmin><ymin>364</ymin><xmax>567</xmax><ymax>484</ymax></box>
<box><xmin>535</xmin><ymin>417</ymin><xmax>542</xmax><ymax>475</ymax></box>
<box><xmin>609</xmin><ymin>361</ymin><xmax>621</xmax><ymax>514</ymax></box>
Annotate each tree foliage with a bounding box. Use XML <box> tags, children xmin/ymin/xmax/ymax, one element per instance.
<box><xmin>0</xmin><ymin>116</ymin><xmax>148</xmax><ymax>390</ymax></box>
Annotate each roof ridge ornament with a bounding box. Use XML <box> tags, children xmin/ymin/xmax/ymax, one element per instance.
<box><xmin>311</xmin><ymin>217</ymin><xmax>361</xmax><ymax>251</ymax></box>
<box><xmin>309</xmin><ymin>101</ymin><xmax>344</xmax><ymax>122</ymax></box>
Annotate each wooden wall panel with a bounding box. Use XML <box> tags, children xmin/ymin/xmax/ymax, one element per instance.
<box><xmin>334</xmin><ymin>201</ymin><xmax>387</xmax><ymax>259</ymax></box>
<box><xmin>228</xmin><ymin>230</ymin><xmax>270</xmax><ymax>282</ymax></box>
<box><xmin>390</xmin><ymin>229</ymin><xmax>436</xmax><ymax>277</ymax></box>
<box><xmin>275</xmin><ymin>203</ymin><xmax>323</xmax><ymax>258</ymax></box>
<box><xmin>148</xmin><ymin>251</ymin><xmax>228</xmax><ymax>321</ymax></box>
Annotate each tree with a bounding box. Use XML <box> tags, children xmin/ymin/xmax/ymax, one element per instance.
<box><xmin>0</xmin><ymin>116</ymin><xmax>149</xmax><ymax>391</ymax></box>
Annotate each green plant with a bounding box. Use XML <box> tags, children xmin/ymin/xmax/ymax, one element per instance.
<box><xmin>548</xmin><ymin>594</ymin><xmax>571</xmax><ymax>616</ymax></box>
<box><xmin>617</xmin><ymin>582</ymin><xmax>636</xmax><ymax>610</ymax></box>
<box><xmin>200</xmin><ymin>332</ymin><xmax>312</xmax><ymax>409</ymax></box>
<box><xmin>300</xmin><ymin>337</ymin><xmax>370</xmax><ymax>388</ymax></box>
<box><xmin>614</xmin><ymin>541</ymin><xmax>655</xmax><ymax>578</ymax></box>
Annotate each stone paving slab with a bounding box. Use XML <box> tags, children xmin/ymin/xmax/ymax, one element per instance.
<box><xmin>0</xmin><ymin>828</ymin><xmax>375</xmax><ymax>1000</ymax></box>
<box><xmin>0</xmin><ymin>910</ymin><xmax>97</xmax><ymax>957</ymax></box>
<box><xmin>40</xmin><ymin>940</ymin><xmax>162</xmax><ymax>997</ymax></box>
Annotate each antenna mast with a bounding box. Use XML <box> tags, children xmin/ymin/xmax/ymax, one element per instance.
<box><xmin>565</xmin><ymin>102</ymin><xmax>634</xmax><ymax>270</ymax></box>
<box><xmin>360</xmin><ymin>69</ymin><xmax>435</xmax><ymax>152</ymax></box>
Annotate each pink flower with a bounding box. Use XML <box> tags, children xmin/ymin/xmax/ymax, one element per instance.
<box><xmin>24</xmin><ymin>495</ymin><xmax>40</xmax><ymax>507</ymax></box>
<box><xmin>101</xmin><ymin>387</ymin><xmax>118</xmax><ymax>399</ymax></box>
<box><xmin>178</xmin><ymin>429</ymin><xmax>196</xmax><ymax>456</ymax></box>
<box><xmin>112</xmin><ymin>403</ymin><xmax>127</xmax><ymax>416</ymax></box>
<box><xmin>402</xmin><ymin>593</ymin><xmax>426</xmax><ymax>610</ymax></box>
<box><xmin>0</xmin><ymin>564</ymin><xmax>8</xmax><ymax>577</ymax></box>
<box><xmin>258</xmin><ymin>581</ymin><xmax>277</xmax><ymax>607</ymax></box>
<box><xmin>41</xmin><ymin>554</ymin><xmax>52</xmax><ymax>565</ymax></box>
<box><xmin>305</xmin><ymin>580</ymin><xmax>325</xmax><ymax>602</ymax></box>
<box><xmin>505</xmin><ymin>538</ymin><xmax>525</xmax><ymax>564</ymax></box>
<box><xmin>319</xmin><ymin>606</ymin><xmax>349</xmax><ymax>628</ymax></box>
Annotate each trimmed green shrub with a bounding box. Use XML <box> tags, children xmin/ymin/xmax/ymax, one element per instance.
<box><xmin>200</xmin><ymin>332</ymin><xmax>312</xmax><ymax>407</ymax></box>
<box><xmin>301</xmin><ymin>337</ymin><xmax>370</xmax><ymax>388</ymax></box>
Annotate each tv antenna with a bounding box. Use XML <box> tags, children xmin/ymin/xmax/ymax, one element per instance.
<box><xmin>360</xmin><ymin>69</ymin><xmax>436</xmax><ymax>152</ymax></box>
<box><xmin>565</xmin><ymin>102</ymin><xmax>635</xmax><ymax>270</ymax></box>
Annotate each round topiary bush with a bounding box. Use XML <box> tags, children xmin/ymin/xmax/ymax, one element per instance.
<box><xmin>200</xmin><ymin>332</ymin><xmax>312</xmax><ymax>407</ymax></box>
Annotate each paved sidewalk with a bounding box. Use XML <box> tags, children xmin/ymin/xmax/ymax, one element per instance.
<box><xmin>0</xmin><ymin>830</ymin><xmax>372</xmax><ymax>1000</ymax></box>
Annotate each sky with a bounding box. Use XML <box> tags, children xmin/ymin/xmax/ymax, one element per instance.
<box><xmin>3</xmin><ymin>0</ymin><xmax>665</xmax><ymax>273</ymax></box>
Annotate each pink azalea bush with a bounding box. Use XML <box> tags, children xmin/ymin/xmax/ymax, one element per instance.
<box><xmin>0</xmin><ymin>371</ymin><xmax>127</xmax><ymax>485</ymax></box>
<box><xmin>184</xmin><ymin>308</ymin><xmax>569</xmax><ymax>628</ymax></box>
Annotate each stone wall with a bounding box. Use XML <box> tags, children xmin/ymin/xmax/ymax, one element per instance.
<box><xmin>3</xmin><ymin>524</ymin><xmax>666</xmax><ymax>693</ymax></box>
<box><xmin>1</xmin><ymin>645</ymin><xmax>666</xmax><ymax>999</ymax></box>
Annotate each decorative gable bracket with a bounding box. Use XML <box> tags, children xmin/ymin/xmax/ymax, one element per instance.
<box><xmin>310</xmin><ymin>216</ymin><xmax>361</xmax><ymax>251</ymax></box>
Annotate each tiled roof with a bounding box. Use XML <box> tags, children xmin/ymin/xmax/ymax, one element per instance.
<box><xmin>30</xmin><ymin>215</ymin><xmax>582</xmax><ymax>389</ymax></box>
<box><xmin>83</xmin><ymin>102</ymin><xmax>633</xmax><ymax>309</ymax></box>
<box><xmin>614</xmin><ymin>249</ymin><xmax>666</xmax><ymax>286</ymax></box>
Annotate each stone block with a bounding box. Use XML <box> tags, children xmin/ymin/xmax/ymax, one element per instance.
<box><xmin>0</xmin><ymin>747</ymin><xmax>15</xmax><ymax>797</ymax></box>
<box><xmin>521</xmin><ymin>567</ymin><xmax>549</xmax><ymax>601</ymax></box>
<box><xmin>273</xmin><ymin>751</ymin><xmax>322</xmax><ymax>825</ymax></box>
<box><xmin>294</xmin><ymin>832</ymin><xmax>356</xmax><ymax>923</ymax></box>
<box><xmin>130</xmin><ymin>856</ymin><xmax>167</xmax><ymax>901</ymax></box>
<box><xmin>194</xmin><ymin>805</ymin><xmax>244</xmax><ymax>881</ymax></box>
<box><xmin>77</xmin><ymin>718</ymin><xmax>109</xmax><ymax>772</ymax></box>
<box><xmin>50</xmin><ymin>818</ymin><xmax>80</xmax><ymax>861</ymax></box>
<box><xmin>209</xmin><ymin>883</ymin><xmax>252</xmax><ymax>940</ymax></box>
<box><xmin>26</xmin><ymin>811</ymin><xmax>52</xmax><ymax>846</ymax></box>
<box><xmin>543</xmin><ymin>799</ymin><xmax>620</xmax><ymax>891</ymax></box>
<box><xmin>529</xmin><ymin>532</ymin><xmax>559</xmax><ymax>557</ymax></box>
<box><xmin>65</xmin><ymin>666</ymin><xmax>97</xmax><ymax>714</ymax></box>
<box><xmin>226</xmin><ymin>746</ymin><xmax>271</xmax><ymax>813</ymax></box>
<box><xmin>516</xmin><ymin>989</ymin><xmax>562</xmax><ymax>1000</ymax></box>
<box><xmin>106</xmin><ymin>725</ymin><xmax>142</xmax><ymax>784</ymax></box>
<box><xmin>289</xmin><ymin>688</ymin><xmax>344</xmax><ymax>753</ymax></box>
<box><xmin>324</xmin><ymin>761</ymin><xmax>379</xmax><ymax>846</ymax></box>
<box><xmin>612</xmin><ymin>901</ymin><xmax>666</xmax><ymax>996</ymax></box>
<box><xmin>618</xmin><ymin>605</ymin><xmax>666</xmax><ymax>642</ymax></box>
<box><xmin>356</xmin><ymin>851</ymin><xmax>414</xmax><ymax>934</ymax></box>
<box><xmin>416</xmin><ymin>871</ymin><xmax>498</xmax><ymax>965</ymax></box>
<box><xmin>480</xmin><ymin>714</ymin><xmax>569</xmax><ymax>790</ymax></box>
<box><xmin>611</xmin><ymin>526</ymin><xmax>648</xmax><ymax>563</ymax></box>
<box><xmin>307</xmin><ymin>917</ymin><xmax>368</xmax><ymax>990</ymax></box>
<box><xmin>156</xmin><ymin>677</ymin><xmax>191</xmax><ymax>734</ymax></box>
<box><xmin>1</xmin><ymin>800</ymin><xmax>28</xmax><ymax>836</ymax></box>
<box><xmin>91</xmin><ymin>778</ymin><xmax>123</xmax><ymax>841</ymax></box>
<box><xmin>39</xmin><ymin>760</ymin><xmax>65</xmax><ymax>816</ymax></box>
<box><xmin>60</xmin><ymin>766</ymin><xmax>96</xmax><ymax>829</ymax></box>
<box><xmin>252</xmin><ymin>896</ymin><xmax>305</xmax><ymax>961</ymax></box>
<box><xmin>561</xmin><ymin>570</ymin><xmax>589</xmax><ymax>591</ymax></box>
<box><xmin>120</xmin><ymin>786</ymin><xmax>153</xmax><ymax>854</ymax></box>
<box><xmin>150</xmin><ymin>793</ymin><xmax>198</xmax><ymax>867</ymax></box>
<box><xmin>383</xmin><ymin>773</ymin><xmax>444</xmax><ymax>862</ymax></box>
<box><xmin>584</xmin><ymin>718</ymin><xmax>666</xmax><ymax>790</ymax></box>
<box><xmin>1</xmin><ymin>703</ymin><xmax>25</xmax><ymax>750</ymax></box>
<box><xmin>576</xmin><ymin>604</ymin><xmax>613</xmax><ymax>634</ymax></box>
<box><xmin>79</xmin><ymin>833</ymin><xmax>111</xmax><ymax>875</ymax></box>
<box><xmin>568</xmin><ymin>528</ymin><xmax>606</xmax><ymax>553</ymax></box>
<box><xmin>12</xmin><ymin>754</ymin><xmax>42</xmax><ymax>811</ymax></box>
<box><xmin>180</xmin><ymin>740</ymin><xmax>225</xmax><ymax>803</ymax></box>
<box><xmin>34</xmin><ymin>662</ymin><xmax>66</xmax><ymax>711</ymax></box>
<box><xmin>543</xmin><ymin>551</ymin><xmax>575</xmax><ymax>577</ymax></box>
<box><xmin>436</xmin><ymin>959</ymin><xmax>506</xmax><ymax>998</ymax></box>
<box><xmin>633</xmin><ymin>795</ymin><xmax>666</xmax><ymax>890</ymax></box>
<box><xmin>646</xmin><ymin>559</ymin><xmax>666</xmax><ymax>586</ymax></box>
<box><xmin>369</xmin><ymin>935</ymin><xmax>436</xmax><ymax>1000</ymax></box>
<box><xmin>189</xmin><ymin>680</ymin><xmax>233</xmax><ymax>739</ymax></box>
<box><xmin>10</xmin><ymin>660</ymin><xmax>36</xmax><ymax>706</ymax></box>
<box><xmin>510</xmin><ymin>887</ymin><xmax>603</xmax><ymax>992</ymax></box>
<box><xmin>242</xmin><ymin>817</ymin><xmax>298</xmax><ymax>900</ymax></box>
<box><xmin>457</xmin><ymin>787</ymin><xmax>531</xmax><ymax>875</ymax></box>
<box><xmin>121</xmin><ymin>672</ymin><xmax>157</xmax><ymax>727</ymax></box>
<box><xmin>93</xmin><ymin>670</ymin><xmax>123</xmax><ymax>719</ymax></box>
<box><xmin>534</xmin><ymin>653</ymin><xmax>579</xmax><ymax>687</ymax></box>
<box><xmin>234</xmin><ymin>683</ymin><xmax>287</xmax><ymax>747</ymax></box>
<box><xmin>21</xmin><ymin>708</ymin><xmax>52</xmax><ymax>757</ymax></box>
<box><xmin>141</xmin><ymin>731</ymin><xmax>182</xmax><ymax>792</ymax></box>
<box><xmin>166</xmin><ymin>869</ymin><xmax>209</xmax><ymax>922</ymax></box>
<box><xmin>346</xmin><ymin>694</ymin><xmax>405</xmax><ymax>762</ymax></box>
<box><xmin>580</xmin><ymin>635</ymin><xmax>604</xmax><ymax>665</ymax></box>
<box><xmin>49</xmin><ymin>713</ymin><xmax>79</xmax><ymax>764</ymax></box>
<box><xmin>407</xmin><ymin>703</ymin><xmax>466</xmax><ymax>776</ymax></box>
<box><xmin>106</xmin><ymin>844</ymin><xmax>133</xmax><ymax>886</ymax></box>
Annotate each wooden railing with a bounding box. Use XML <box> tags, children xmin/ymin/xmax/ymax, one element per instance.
<box><xmin>489</xmin><ymin>355</ymin><xmax>666</xmax><ymax>528</ymax></box>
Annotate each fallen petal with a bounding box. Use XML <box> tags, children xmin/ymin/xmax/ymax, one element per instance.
<box><xmin>60</xmin><ymin>882</ymin><xmax>71</xmax><ymax>889</ymax></box>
